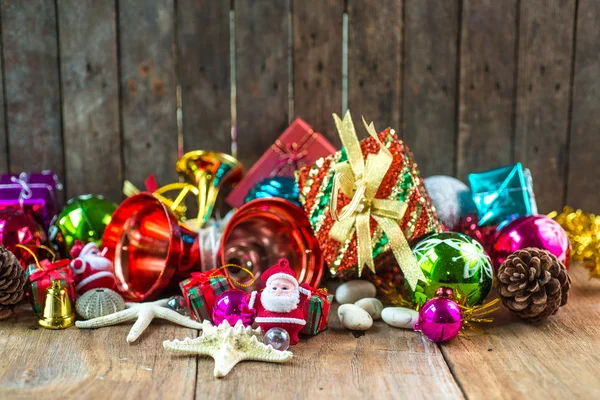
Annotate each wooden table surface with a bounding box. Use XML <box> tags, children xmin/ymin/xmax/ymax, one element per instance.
<box><xmin>0</xmin><ymin>264</ymin><xmax>599</xmax><ymax>400</ymax></box>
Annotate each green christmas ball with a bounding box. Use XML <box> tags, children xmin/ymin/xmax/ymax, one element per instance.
<box><xmin>412</xmin><ymin>232</ymin><xmax>494</xmax><ymax>307</ymax></box>
<box><xmin>50</xmin><ymin>195</ymin><xmax>118</xmax><ymax>257</ymax></box>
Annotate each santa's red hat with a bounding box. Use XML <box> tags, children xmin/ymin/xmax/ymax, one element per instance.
<box><xmin>70</xmin><ymin>241</ymin><xmax>98</xmax><ymax>259</ymax></box>
<box><xmin>70</xmin><ymin>240</ymin><xmax>85</xmax><ymax>258</ymax></box>
<box><xmin>261</xmin><ymin>258</ymin><xmax>298</xmax><ymax>288</ymax></box>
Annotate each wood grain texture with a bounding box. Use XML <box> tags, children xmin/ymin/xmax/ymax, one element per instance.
<box><xmin>58</xmin><ymin>0</ymin><xmax>122</xmax><ymax>202</ymax></box>
<box><xmin>457</xmin><ymin>0</ymin><xmax>518</xmax><ymax>181</ymax></box>
<box><xmin>178</xmin><ymin>0</ymin><xmax>231</xmax><ymax>154</ymax></box>
<box><xmin>235</xmin><ymin>0</ymin><xmax>289</xmax><ymax>170</ymax></box>
<box><xmin>293</xmin><ymin>0</ymin><xmax>343</xmax><ymax>145</ymax></box>
<box><xmin>403</xmin><ymin>0</ymin><xmax>460</xmax><ymax>177</ymax></box>
<box><xmin>347</xmin><ymin>0</ymin><xmax>402</xmax><ymax>135</ymax></box>
<box><xmin>0</xmin><ymin>34</ymin><xmax>6</xmax><ymax>175</ymax></box>
<box><xmin>1</xmin><ymin>265</ymin><xmax>600</xmax><ymax>398</ymax></box>
<box><xmin>1</xmin><ymin>0</ymin><xmax>64</xmax><ymax>194</ymax></box>
<box><xmin>442</xmin><ymin>265</ymin><xmax>600</xmax><ymax>400</ymax></box>
<box><xmin>566</xmin><ymin>0</ymin><xmax>600</xmax><ymax>210</ymax></box>
<box><xmin>195</xmin><ymin>303</ymin><xmax>462</xmax><ymax>400</ymax></box>
<box><xmin>514</xmin><ymin>0</ymin><xmax>576</xmax><ymax>213</ymax></box>
<box><xmin>119</xmin><ymin>0</ymin><xmax>178</xmax><ymax>189</ymax></box>
<box><xmin>0</xmin><ymin>306</ymin><xmax>197</xmax><ymax>400</ymax></box>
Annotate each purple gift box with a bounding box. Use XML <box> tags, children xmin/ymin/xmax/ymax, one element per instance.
<box><xmin>0</xmin><ymin>171</ymin><xmax>63</xmax><ymax>229</ymax></box>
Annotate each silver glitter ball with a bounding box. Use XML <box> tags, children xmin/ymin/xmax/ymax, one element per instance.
<box><xmin>424</xmin><ymin>176</ymin><xmax>475</xmax><ymax>230</ymax></box>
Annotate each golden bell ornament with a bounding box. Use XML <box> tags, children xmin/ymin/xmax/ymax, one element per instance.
<box><xmin>176</xmin><ymin>151</ymin><xmax>243</xmax><ymax>229</ymax></box>
<box><xmin>38</xmin><ymin>280</ymin><xmax>75</xmax><ymax>329</ymax></box>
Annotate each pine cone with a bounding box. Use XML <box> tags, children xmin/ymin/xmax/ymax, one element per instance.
<box><xmin>497</xmin><ymin>247</ymin><xmax>571</xmax><ymax>321</ymax></box>
<box><xmin>0</xmin><ymin>245</ymin><xmax>27</xmax><ymax>320</ymax></box>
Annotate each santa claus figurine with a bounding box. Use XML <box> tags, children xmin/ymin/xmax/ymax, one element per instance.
<box><xmin>70</xmin><ymin>241</ymin><xmax>117</xmax><ymax>295</ymax></box>
<box><xmin>246</xmin><ymin>258</ymin><xmax>311</xmax><ymax>346</ymax></box>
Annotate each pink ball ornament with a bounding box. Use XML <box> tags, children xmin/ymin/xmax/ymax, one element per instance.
<box><xmin>414</xmin><ymin>288</ymin><xmax>462</xmax><ymax>343</ymax></box>
<box><xmin>492</xmin><ymin>215</ymin><xmax>571</xmax><ymax>271</ymax></box>
<box><xmin>211</xmin><ymin>290</ymin><xmax>255</xmax><ymax>327</ymax></box>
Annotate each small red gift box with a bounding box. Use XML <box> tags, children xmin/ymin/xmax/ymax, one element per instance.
<box><xmin>179</xmin><ymin>269</ymin><xmax>233</xmax><ymax>322</ymax></box>
<box><xmin>226</xmin><ymin>118</ymin><xmax>336</xmax><ymax>208</ymax></box>
<box><xmin>25</xmin><ymin>259</ymin><xmax>75</xmax><ymax>316</ymax></box>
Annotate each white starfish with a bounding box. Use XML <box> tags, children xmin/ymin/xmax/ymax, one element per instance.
<box><xmin>163</xmin><ymin>320</ymin><xmax>293</xmax><ymax>378</ymax></box>
<box><xmin>75</xmin><ymin>298</ymin><xmax>203</xmax><ymax>343</ymax></box>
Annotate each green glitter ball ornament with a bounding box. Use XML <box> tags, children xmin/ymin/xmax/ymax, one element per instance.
<box><xmin>412</xmin><ymin>232</ymin><xmax>494</xmax><ymax>307</ymax></box>
<box><xmin>49</xmin><ymin>195</ymin><xmax>118</xmax><ymax>257</ymax></box>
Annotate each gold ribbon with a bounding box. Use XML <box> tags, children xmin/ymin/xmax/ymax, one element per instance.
<box><xmin>327</xmin><ymin>111</ymin><xmax>426</xmax><ymax>292</ymax></box>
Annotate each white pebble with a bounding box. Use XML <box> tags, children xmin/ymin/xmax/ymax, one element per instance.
<box><xmin>354</xmin><ymin>298</ymin><xmax>383</xmax><ymax>320</ymax></box>
<box><xmin>338</xmin><ymin>304</ymin><xmax>373</xmax><ymax>331</ymax></box>
<box><xmin>381</xmin><ymin>307</ymin><xmax>419</xmax><ymax>329</ymax></box>
<box><xmin>335</xmin><ymin>280</ymin><xmax>377</xmax><ymax>304</ymax></box>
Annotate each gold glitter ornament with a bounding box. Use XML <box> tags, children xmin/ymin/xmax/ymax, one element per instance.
<box><xmin>549</xmin><ymin>206</ymin><xmax>600</xmax><ymax>279</ymax></box>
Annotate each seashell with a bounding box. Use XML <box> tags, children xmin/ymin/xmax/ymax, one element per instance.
<box><xmin>381</xmin><ymin>307</ymin><xmax>419</xmax><ymax>329</ymax></box>
<box><xmin>338</xmin><ymin>304</ymin><xmax>373</xmax><ymax>331</ymax></box>
<box><xmin>76</xmin><ymin>288</ymin><xmax>125</xmax><ymax>320</ymax></box>
<box><xmin>335</xmin><ymin>280</ymin><xmax>377</xmax><ymax>304</ymax></box>
<box><xmin>355</xmin><ymin>298</ymin><xmax>383</xmax><ymax>320</ymax></box>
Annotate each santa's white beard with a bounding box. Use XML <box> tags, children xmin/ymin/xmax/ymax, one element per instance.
<box><xmin>260</xmin><ymin>288</ymin><xmax>300</xmax><ymax>313</ymax></box>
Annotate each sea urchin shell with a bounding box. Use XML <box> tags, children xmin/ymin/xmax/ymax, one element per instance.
<box><xmin>76</xmin><ymin>288</ymin><xmax>125</xmax><ymax>320</ymax></box>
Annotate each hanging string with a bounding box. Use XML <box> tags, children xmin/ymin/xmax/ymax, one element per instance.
<box><xmin>15</xmin><ymin>244</ymin><xmax>42</xmax><ymax>271</ymax></box>
<box><xmin>210</xmin><ymin>263</ymin><xmax>256</xmax><ymax>288</ymax></box>
<box><xmin>37</xmin><ymin>245</ymin><xmax>57</xmax><ymax>262</ymax></box>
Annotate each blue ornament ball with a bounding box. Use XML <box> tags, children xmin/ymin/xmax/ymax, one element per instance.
<box><xmin>424</xmin><ymin>176</ymin><xmax>475</xmax><ymax>230</ymax></box>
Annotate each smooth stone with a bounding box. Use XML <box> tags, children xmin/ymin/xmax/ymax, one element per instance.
<box><xmin>354</xmin><ymin>298</ymin><xmax>383</xmax><ymax>320</ymax></box>
<box><xmin>381</xmin><ymin>307</ymin><xmax>419</xmax><ymax>329</ymax></box>
<box><xmin>335</xmin><ymin>280</ymin><xmax>377</xmax><ymax>304</ymax></box>
<box><xmin>338</xmin><ymin>304</ymin><xmax>373</xmax><ymax>331</ymax></box>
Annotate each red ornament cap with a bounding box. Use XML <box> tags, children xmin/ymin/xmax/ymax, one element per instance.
<box><xmin>261</xmin><ymin>258</ymin><xmax>299</xmax><ymax>288</ymax></box>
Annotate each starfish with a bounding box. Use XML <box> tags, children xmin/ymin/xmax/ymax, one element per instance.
<box><xmin>75</xmin><ymin>298</ymin><xmax>203</xmax><ymax>343</ymax></box>
<box><xmin>163</xmin><ymin>319</ymin><xmax>293</xmax><ymax>378</ymax></box>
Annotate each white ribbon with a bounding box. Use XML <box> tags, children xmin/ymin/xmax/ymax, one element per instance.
<box><xmin>10</xmin><ymin>173</ymin><xmax>32</xmax><ymax>208</ymax></box>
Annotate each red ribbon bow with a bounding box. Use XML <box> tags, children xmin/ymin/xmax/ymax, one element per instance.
<box><xmin>28</xmin><ymin>259</ymin><xmax>73</xmax><ymax>283</ymax></box>
<box><xmin>181</xmin><ymin>270</ymin><xmax>228</xmax><ymax>318</ymax></box>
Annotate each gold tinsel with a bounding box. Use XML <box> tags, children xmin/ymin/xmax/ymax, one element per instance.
<box><xmin>549</xmin><ymin>206</ymin><xmax>600</xmax><ymax>279</ymax></box>
<box><xmin>455</xmin><ymin>288</ymin><xmax>500</xmax><ymax>336</ymax></box>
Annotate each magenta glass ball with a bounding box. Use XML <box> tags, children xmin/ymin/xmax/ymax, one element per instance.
<box><xmin>211</xmin><ymin>290</ymin><xmax>255</xmax><ymax>327</ymax></box>
<box><xmin>492</xmin><ymin>215</ymin><xmax>571</xmax><ymax>270</ymax></box>
<box><xmin>414</xmin><ymin>297</ymin><xmax>462</xmax><ymax>343</ymax></box>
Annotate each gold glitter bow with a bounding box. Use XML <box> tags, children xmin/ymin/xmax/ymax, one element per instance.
<box><xmin>549</xmin><ymin>206</ymin><xmax>600</xmax><ymax>279</ymax></box>
<box><xmin>327</xmin><ymin>111</ymin><xmax>426</xmax><ymax>292</ymax></box>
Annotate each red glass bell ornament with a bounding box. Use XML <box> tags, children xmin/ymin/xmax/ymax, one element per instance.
<box><xmin>102</xmin><ymin>192</ymin><xmax>200</xmax><ymax>302</ymax></box>
<box><xmin>218</xmin><ymin>198</ymin><xmax>324</xmax><ymax>292</ymax></box>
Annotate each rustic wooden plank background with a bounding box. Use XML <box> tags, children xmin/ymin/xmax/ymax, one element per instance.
<box><xmin>0</xmin><ymin>0</ymin><xmax>597</xmax><ymax>212</ymax></box>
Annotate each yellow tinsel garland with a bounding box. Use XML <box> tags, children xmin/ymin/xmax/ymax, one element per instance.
<box><xmin>549</xmin><ymin>206</ymin><xmax>600</xmax><ymax>279</ymax></box>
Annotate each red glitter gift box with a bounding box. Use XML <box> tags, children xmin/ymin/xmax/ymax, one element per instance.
<box><xmin>226</xmin><ymin>118</ymin><xmax>336</xmax><ymax>208</ymax></box>
<box><xmin>295</xmin><ymin>112</ymin><xmax>444</xmax><ymax>285</ymax></box>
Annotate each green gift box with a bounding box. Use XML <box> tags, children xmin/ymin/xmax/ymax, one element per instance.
<box><xmin>180</xmin><ymin>271</ymin><xmax>232</xmax><ymax>322</ymax></box>
<box><xmin>301</xmin><ymin>289</ymin><xmax>334</xmax><ymax>336</ymax></box>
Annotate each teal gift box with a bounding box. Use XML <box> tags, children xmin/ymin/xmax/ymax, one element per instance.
<box><xmin>468</xmin><ymin>163</ymin><xmax>536</xmax><ymax>227</ymax></box>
